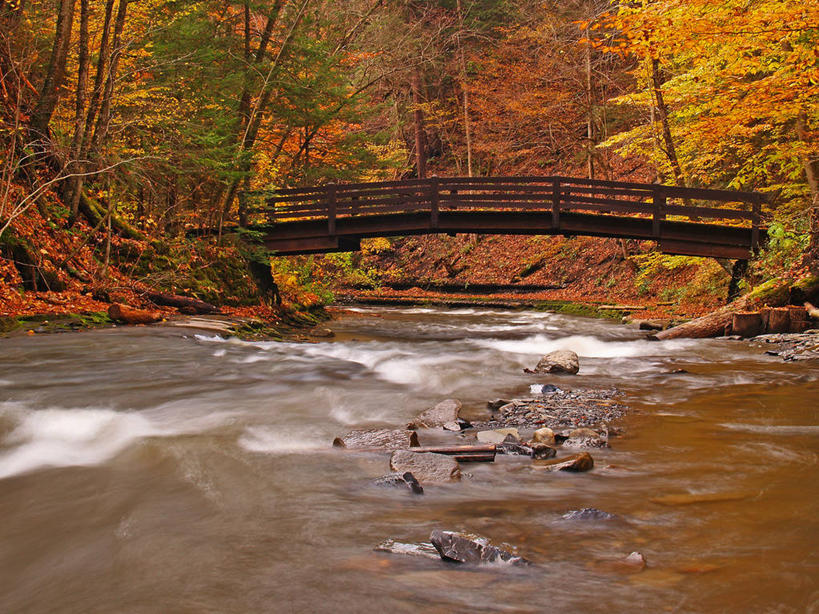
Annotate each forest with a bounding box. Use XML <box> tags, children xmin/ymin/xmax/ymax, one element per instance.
<box><xmin>1</xmin><ymin>0</ymin><xmax>818</xmax><ymax>321</ymax></box>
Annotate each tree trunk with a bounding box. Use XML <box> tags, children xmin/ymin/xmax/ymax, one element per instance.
<box><xmin>30</xmin><ymin>0</ymin><xmax>76</xmax><ymax>139</ymax></box>
<box><xmin>651</xmin><ymin>58</ymin><xmax>684</xmax><ymax>185</ymax></box>
<box><xmin>456</xmin><ymin>0</ymin><xmax>472</xmax><ymax>177</ymax></box>
<box><xmin>90</xmin><ymin>0</ymin><xmax>130</xmax><ymax>156</ymax></box>
<box><xmin>796</xmin><ymin>109</ymin><xmax>819</xmax><ymax>272</ymax></box>
<box><xmin>67</xmin><ymin>0</ymin><xmax>90</xmax><ymax>222</ymax></box>
<box><xmin>412</xmin><ymin>71</ymin><xmax>426</xmax><ymax>179</ymax></box>
<box><xmin>585</xmin><ymin>25</ymin><xmax>594</xmax><ymax>179</ymax></box>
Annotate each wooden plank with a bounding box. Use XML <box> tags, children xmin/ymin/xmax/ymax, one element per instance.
<box><xmin>663</xmin><ymin>204</ymin><xmax>753</xmax><ymax>221</ymax></box>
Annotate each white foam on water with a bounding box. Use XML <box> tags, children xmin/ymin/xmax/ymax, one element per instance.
<box><xmin>212</xmin><ymin>349</ymin><xmax>227</xmax><ymax>357</ymax></box>
<box><xmin>0</xmin><ymin>404</ymin><xmax>236</xmax><ymax>480</ymax></box>
<box><xmin>721</xmin><ymin>423</ymin><xmax>819</xmax><ymax>435</ymax></box>
<box><xmin>238</xmin><ymin>426</ymin><xmax>327</xmax><ymax>454</ymax></box>
<box><xmin>0</xmin><ymin>408</ymin><xmax>163</xmax><ymax>479</ymax></box>
<box><xmin>473</xmin><ymin>333</ymin><xmax>692</xmax><ymax>358</ymax></box>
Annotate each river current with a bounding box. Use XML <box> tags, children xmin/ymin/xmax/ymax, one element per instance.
<box><xmin>0</xmin><ymin>307</ymin><xmax>817</xmax><ymax>613</ymax></box>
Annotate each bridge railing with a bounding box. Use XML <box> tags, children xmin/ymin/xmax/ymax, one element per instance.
<box><xmin>267</xmin><ymin>176</ymin><xmax>763</xmax><ymax>246</ymax></box>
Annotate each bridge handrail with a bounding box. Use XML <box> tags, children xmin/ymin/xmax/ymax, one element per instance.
<box><xmin>264</xmin><ymin>175</ymin><xmax>763</xmax><ymax>249</ymax></box>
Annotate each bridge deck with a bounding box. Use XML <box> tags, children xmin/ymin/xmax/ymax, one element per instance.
<box><xmin>257</xmin><ymin>176</ymin><xmax>764</xmax><ymax>259</ymax></box>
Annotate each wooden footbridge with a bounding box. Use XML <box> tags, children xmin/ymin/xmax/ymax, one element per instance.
<box><xmin>257</xmin><ymin>176</ymin><xmax>764</xmax><ymax>259</ymax></box>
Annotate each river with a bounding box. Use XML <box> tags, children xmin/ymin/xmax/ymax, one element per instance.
<box><xmin>0</xmin><ymin>307</ymin><xmax>817</xmax><ymax>613</ymax></box>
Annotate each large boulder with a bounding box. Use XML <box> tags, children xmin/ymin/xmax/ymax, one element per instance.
<box><xmin>429</xmin><ymin>530</ymin><xmax>530</xmax><ymax>566</ymax></box>
<box><xmin>532</xmin><ymin>451</ymin><xmax>594</xmax><ymax>472</ymax></box>
<box><xmin>108</xmin><ymin>303</ymin><xmax>162</xmax><ymax>325</ymax></box>
<box><xmin>408</xmin><ymin>399</ymin><xmax>463</xmax><ymax>430</ymax></box>
<box><xmin>389</xmin><ymin>450</ymin><xmax>461</xmax><ymax>482</ymax></box>
<box><xmin>533</xmin><ymin>350</ymin><xmax>579</xmax><ymax>375</ymax></box>
<box><xmin>333</xmin><ymin>429</ymin><xmax>419</xmax><ymax>451</ymax></box>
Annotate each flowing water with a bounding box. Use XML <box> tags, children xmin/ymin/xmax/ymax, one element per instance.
<box><xmin>0</xmin><ymin>307</ymin><xmax>817</xmax><ymax>613</ymax></box>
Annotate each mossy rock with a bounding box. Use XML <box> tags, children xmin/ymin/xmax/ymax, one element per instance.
<box><xmin>533</xmin><ymin>300</ymin><xmax>621</xmax><ymax>320</ymax></box>
<box><xmin>0</xmin><ymin>316</ymin><xmax>20</xmax><ymax>334</ymax></box>
<box><xmin>747</xmin><ymin>279</ymin><xmax>790</xmax><ymax>306</ymax></box>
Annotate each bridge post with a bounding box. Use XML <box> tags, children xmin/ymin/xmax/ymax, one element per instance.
<box><xmin>327</xmin><ymin>183</ymin><xmax>337</xmax><ymax>236</ymax></box>
<box><xmin>751</xmin><ymin>194</ymin><xmax>761</xmax><ymax>251</ymax></box>
<box><xmin>652</xmin><ymin>187</ymin><xmax>666</xmax><ymax>237</ymax></box>
<box><xmin>430</xmin><ymin>176</ymin><xmax>439</xmax><ymax>229</ymax></box>
<box><xmin>551</xmin><ymin>177</ymin><xmax>560</xmax><ymax>228</ymax></box>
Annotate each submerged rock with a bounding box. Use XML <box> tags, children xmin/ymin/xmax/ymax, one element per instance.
<box><xmin>496</xmin><ymin>441</ymin><xmax>533</xmax><ymax>456</ymax></box>
<box><xmin>375</xmin><ymin>539</ymin><xmax>439</xmax><ymax>560</ymax></box>
<box><xmin>389</xmin><ymin>450</ymin><xmax>461</xmax><ymax>483</ymax></box>
<box><xmin>563</xmin><ymin>427</ymin><xmax>608</xmax><ymax>449</ymax></box>
<box><xmin>372</xmin><ymin>472</ymin><xmax>424</xmax><ymax>494</ymax></box>
<box><xmin>409</xmin><ymin>399</ymin><xmax>463</xmax><ymax>429</ymax></box>
<box><xmin>476</xmin><ymin>428</ymin><xmax>520</xmax><ymax>444</ymax></box>
<box><xmin>333</xmin><ymin>429</ymin><xmax>419</xmax><ymax>451</ymax></box>
<box><xmin>561</xmin><ymin>508</ymin><xmax>616</xmax><ymax>521</ymax></box>
<box><xmin>532</xmin><ymin>452</ymin><xmax>594</xmax><ymax>472</ymax></box>
<box><xmin>429</xmin><ymin>530</ymin><xmax>530</xmax><ymax>566</ymax></box>
<box><xmin>532</xmin><ymin>350</ymin><xmax>580</xmax><ymax>375</ymax></box>
<box><xmin>530</xmin><ymin>443</ymin><xmax>557</xmax><ymax>459</ymax></box>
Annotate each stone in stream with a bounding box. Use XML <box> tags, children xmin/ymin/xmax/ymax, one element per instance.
<box><xmin>563</xmin><ymin>427</ymin><xmax>608</xmax><ymax>449</ymax></box>
<box><xmin>531</xmin><ymin>350</ymin><xmax>580</xmax><ymax>375</ymax></box>
<box><xmin>408</xmin><ymin>399</ymin><xmax>463</xmax><ymax>430</ymax></box>
<box><xmin>530</xmin><ymin>443</ymin><xmax>557</xmax><ymax>460</ymax></box>
<box><xmin>487</xmin><ymin>399</ymin><xmax>512</xmax><ymax>411</ymax></box>
<box><xmin>561</xmin><ymin>508</ymin><xmax>617</xmax><ymax>521</ymax></box>
<box><xmin>333</xmin><ymin>429</ymin><xmax>419</xmax><ymax>451</ymax></box>
<box><xmin>372</xmin><ymin>472</ymin><xmax>424</xmax><ymax>495</ymax></box>
<box><xmin>375</xmin><ymin>539</ymin><xmax>440</xmax><ymax>560</ymax></box>
<box><xmin>532</xmin><ymin>427</ymin><xmax>556</xmax><ymax>445</ymax></box>
<box><xmin>532</xmin><ymin>451</ymin><xmax>594</xmax><ymax>472</ymax></box>
<box><xmin>389</xmin><ymin>450</ymin><xmax>461</xmax><ymax>483</ymax></box>
<box><xmin>496</xmin><ymin>441</ymin><xmax>533</xmax><ymax>456</ymax></box>
<box><xmin>429</xmin><ymin>530</ymin><xmax>530</xmax><ymax>567</ymax></box>
<box><xmin>476</xmin><ymin>428</ymin><xmax>520</xmax><ymax>444</ymax></box>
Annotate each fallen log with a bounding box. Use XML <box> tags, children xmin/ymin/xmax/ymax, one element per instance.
<box><xmin>410</xmin><ymin>445</ymin><xmax>497</xmax><ymax>462</ymax></box>
<box><xmin>145</xmin><ymin>291</ymin><xmax>219</xmax><ymax>315</ymax></box>
<box><xmin>108</xmin><ymin>303</ymin><xmax>163</xmax><ymax>325</ymax></box>
<box><xmin>654</xmin><ymin>309</ymin><xmax>735</xmax><ymax>340</ymax></box>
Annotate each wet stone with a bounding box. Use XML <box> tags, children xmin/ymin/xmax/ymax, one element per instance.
<box><xmin>530</xmin><ymin>443</ymin><xmax>557</xmax><ymax>460</ymax></box>
<box><xmin>561</xmin><ymin>508</ymin><xmax>617</xmax><ymax>521</ymax></box>
<box><xmin>372</xmin><ymin>472</ymin><xmax>424</xmax><ymax>495</ymax></box>
<box><xmin>563</xmin><ymin>427</ymin><xmax>608</xmax><ymax>449</ymax></box>
<box><xmin>476</xmin><ymin>428</ymin><xmax>520</xmax><ymax>444</ymax></box>
<box><xmin>496</xmin><ymin>441</ymin><xmax>533</xmax><ymax>456</ymax></box>
<box><xmin>333</xmin><ymin>429</ymin><xmax>419</xmax><ymax>451</ymax></box>
<box><xmin>409</xmin><ymin>399</ymin><xmax>463</xmax><ymax>429</ymax></box>
<box><xmin>531</xmin><ymin>349</ymin><xmax>580</xmax><ymax>375</ymax></box>
<box><xmin>429</xmin><ymin>530</ymin><xmax>530</xmax><ymax>567</ymax></box>
<box><xmin>532</xmin><ymin>452</ymin><xmax>594</xmax><ymax>472</ymax></box>
<box><xmin>389</xmin><ymin>450</ymin><xmax>461</xmax><ymax>483</ymax></box>
<box><xmin>375</xmin><ymin>539</ymin><xmax>440</xmax><ymax>560</ymax></box>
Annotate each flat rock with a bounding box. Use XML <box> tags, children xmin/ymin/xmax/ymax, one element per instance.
<box><xmin>375</xmin><ymin>539</ymin><xmax>439</xmax><ymax>560</ymax></box>
<box><xmin>390</xmin><ymin>450</ymin><xmax>461</xmax><ymax>483</ymax></box>
<box><xmin>532</xmin><ymin>349</ymin><xmax>579</xmax><ymax>375</ymax></box>
<box><xmin>476</xmin><ymin>428</ymin><xmax>520</xmax><ymax>444</ymax></box>
<box><xmin>409</xmin><ymin>399</ymin><xmax>463</xmax><ymax>429</ymax></box>
<box><xmin>429</xmin><ymin>530</ymin><xmax>530</xmax><ymax>566</ymax></box>
<box><xmin>487</xmin><ymin>399</ymin><xmax>512</xmax><ymax>411</ymax></box>
<box><xmin>532</xmin><ymin>452</ymin><xmax>594</xmax><ymax>472</ymax></box>
<box><xmin>333</xmin><ymin>429</ymin><xmax>419</xmax><ymax>451</ymax></box>
<box><xmin>563</xmin><ymin>427</ymin><xmax>608</xmax><ymax>449</ymax></box>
